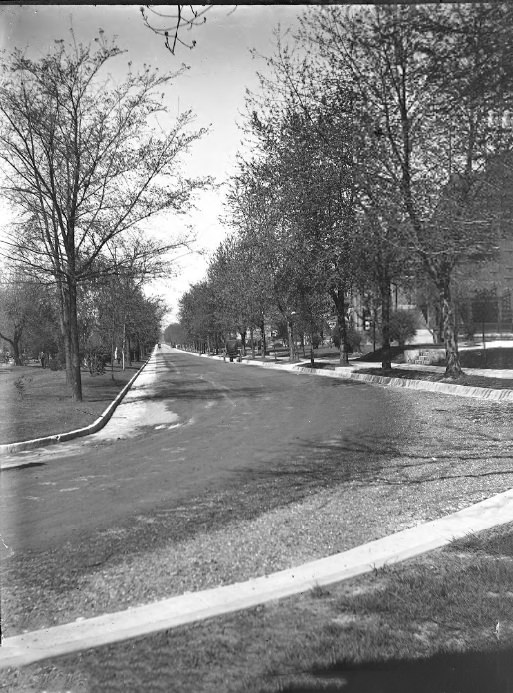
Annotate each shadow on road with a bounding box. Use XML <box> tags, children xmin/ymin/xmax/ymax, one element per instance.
<box><xmin>143</xmin><ymin>380</ymin><xmax>269</xmax><ymax>402</ymax></box>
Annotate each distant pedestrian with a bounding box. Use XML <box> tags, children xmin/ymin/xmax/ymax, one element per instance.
<box><xmin>39</xmin><ymin>351</ymin><xmax>46</xmax><ymax>368</ymax></box>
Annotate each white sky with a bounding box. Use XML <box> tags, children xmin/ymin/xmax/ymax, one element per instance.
<box><xmin>0</xmin><ymin>4</ymin><xmax>305</xmax><ymax>323</ymax></box>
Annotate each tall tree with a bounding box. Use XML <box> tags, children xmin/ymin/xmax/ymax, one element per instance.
<box><xmin>178</xmin><ymin>280</ymin><xmax>219</xmax><ymax>352</ymax></box>
<box><xmin>306</xmin><ymin>3</ymin><xmax>513</xmax><ymax>375</ymax></box>
<box><xmin>0</xmin><ymin>32</ymin><xmax>208</xmax><ymax>399</ymax></box>
<box><xmin>244</xmin><ymin>32</ymin><xmax>361</xmax><ymax>364</ymax></box>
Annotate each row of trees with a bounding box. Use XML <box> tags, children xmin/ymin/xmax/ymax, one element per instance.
<box><xmin>178</xmin><ymin>4</ymin><xmax>513</xmax><ymax>375</ymax></box>
<box><xmin>0</xmin><ymin>269</ymin><xmax>164</xmax><ymax>371</ymax></box>
<box><xmin>0</xmin><ymin>31</ymin><xmax>209</xmax><ymax>398</ymax></box>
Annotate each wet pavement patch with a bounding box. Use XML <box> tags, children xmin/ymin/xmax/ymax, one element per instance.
<box><xmin>283</xmin><ymin>647</ymin><xmax>513</xmax><ymax>692</ymax></box>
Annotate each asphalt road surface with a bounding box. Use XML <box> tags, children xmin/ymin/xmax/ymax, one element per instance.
<box><xmin>0</xmin><ymin>347</ymin><xmax>504</xmax><ymax>555</ymax></box>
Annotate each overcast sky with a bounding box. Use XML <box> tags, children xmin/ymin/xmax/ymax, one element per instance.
<box><xmin>0</xmin><ymin>4</ymin><xmax>305</xmax><ymax>322</ymax></box>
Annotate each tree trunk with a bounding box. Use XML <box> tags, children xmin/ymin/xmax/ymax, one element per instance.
<box><xmin>13</xmin><ymin>328</ymin><xmax>24</xmax><ymax>365</ymax></box>
<box><xmin>440</xmin><ymin>279</ymin><xmax>463</xmax><ymax>377</ymax></box>
<box><xmin>330</xmin><ymin>289</ymin><xmax>349</xmax><ymax>365</ymax></box>
<box><xmin>59</xmin><ymin>278</ymin><xmax>82</xmax><ymax>401</ymax></box>
<box><xmin>56</xmin><ymin>279</ymin><xmax>72</xmax><ymax>385</ymax></box>
<box><xmin>68</xmin><ymin>280</ymin><xmax>83</xmax><ymax>401</ymax></box>
<box><xmin>122</xmin><ymin>320</ymin><xmax>126</xmax><ymax>370</ymax></box>
<box><xmin>239</xmin><ymin>327</ymin><xmax>247</xmax><ymax>356</ymax></box>
<box><xmin>260</xmin><ymin>319</ymin><xmax>267</xmax><ymax>361</ymax></box>
<box><xmin>380</xmin><ymin>275</ymin><xmax>392</xmax><ymax>371</ymax></box>
<box><xmin>0</xmin><ymin>332</ymin><xmax>22</xmax><ymax>366</ymax></box>
<box><xmin>287</xmin><ymin>319</ymin><xmax>295</xmax><ymax>362</ymax></box>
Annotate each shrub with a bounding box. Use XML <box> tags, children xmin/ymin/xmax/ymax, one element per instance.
<box><xmin>331</xmin><ymin>326</ymin><xmax>362</xmax><ymax>352</ymax></box>
<box><xmin>388</xmin><ymin>309</ymin><xmax>419</xmax><ymax>347</ymax></box>
<box><xmin>48</xmin><ymin>353</ymin><xmax>63</xmax><ymax>370</ymax></box>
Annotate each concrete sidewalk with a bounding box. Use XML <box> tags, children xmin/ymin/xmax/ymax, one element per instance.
<box><xmin>0</xmin><ymin>352</ymin><xmax>159</xmax><ymax>465</ymax></box>
<box><xmin>2</xmin><ymin>486</ymin><xmax>513</xmax><ymax>669</ymax></box>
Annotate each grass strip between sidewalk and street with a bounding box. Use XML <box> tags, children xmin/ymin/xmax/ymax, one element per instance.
<box><xmin>0</xmin><ymin>361</ymin><xmax>145</xmax><ymax>445</ymax></box>
<box><xmin>351</xmin><ymin>367</ymin><xmax>513</xmax><ymax>391</ymax></box>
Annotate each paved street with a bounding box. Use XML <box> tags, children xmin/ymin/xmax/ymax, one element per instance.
<box><xmin>1</xmin><ymin>348</ymin><xmax>411</xmax><ymax>552</ymax></box>
<box><xmin>3</xmin><ymin>345</ymin><xmax>513</xmax><ymax>690</ymax></box>
<box><xmin>2</xmin><ymin>347</ymin><xmax>511</xmax><ymax>558</ymax></box>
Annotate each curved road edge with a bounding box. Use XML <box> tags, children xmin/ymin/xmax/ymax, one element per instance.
<box><xmin>2</xmin><ymin>486</ymin><xmax>513</xmax><ymax>669</ymax></box>
<box><xmin>0</xmin><ymin>356</ymin><xmax>152</xmax><ymax>458</ymax></box>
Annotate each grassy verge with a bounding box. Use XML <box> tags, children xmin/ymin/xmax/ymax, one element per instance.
<box><xmin>0</xmin><ymin>361</ymin><xmax>145</xmax><ymax>444</ymax></box>
<box><xmin>359</xmin><ymin>345</ymin><xmax>513</xmax><ymax>370</ymax></box>
<box><xmin>358</xmin><ymin>367</ymin><xmax>513</xmax><ymax>390</ymax></box>
<box><xmin>292</xmin><ymin>360</ymin><xmax>513</xmax><ymax>389</ymax></box>
<box><xmin>3</xmin><ymin>522</ymin><xmax>513</xmax><ymax>692</ymax></box>
<box><xmin>434</xmin><ymin>346</ymin><xmax>513</xmax><ymax>370</ymax></box>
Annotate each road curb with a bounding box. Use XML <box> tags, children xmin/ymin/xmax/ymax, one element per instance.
<box><xmin>0</xmin><ymin>358</ymin><xmax>151</xmax><ymax>458</ymax></box>
<box><xmin>3</xmin><ymin>487</ymin><xmax>513</xmax><ymax>669</ymax></box>
<box><xmin>180</xmin><ymin>349</ymin><xmax>513</xmax><ymax>401</ymax></box>
<box><xmin>292</xmin><ymin>365</ymin><xmax>513</xmax><ymax>402</ymax></box>
<box><xmin>4</xmin><ymin>351</ymin><xmax>511</xmax><ymax>461</ymax></box>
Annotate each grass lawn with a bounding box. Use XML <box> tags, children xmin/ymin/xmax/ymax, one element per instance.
<box><xmin>0</xmin><ymin>361</ymin><xmax>145</xmax><ymax>444</ymax></box>
<box><xmin>359</xmin><ymin>345</ymin><xmax>513</xmax><ymax>371</ymax></box>
<box><xmin>4</xmin><ymin>522</ymin><xmax>513</xmax><ymax>692</ymax></box>
<box><xmin>434</xmin><ymin>346</ymin><xmax>513</xmax><ymax>370</ymax></box>
<box><xmin>357</xmin><ymin>367</ymin><xmax>513</xmax><ymax>390</ymax></box>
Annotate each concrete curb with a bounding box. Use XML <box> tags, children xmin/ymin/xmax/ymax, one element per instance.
<box><xmin>291</xmin><ymin>365</ymin><xmax>513</xmax><ymax>402</ymax></box>
<box><xmin>181</xmin><ymin>349</ymin><xmax>513</xmax><ymax>401</ymax></box>
<box><xmin>0</xmin><ymin>358</ymin><xmax>151</xmax><ymax>458</ymax></box>
<box><xmin>3</xmin><ymin>486</ymin><xmax>513</xmax><ymax>669</ymax></box>
<box><xmin>3</xmin><ymin>350</ymin><xmax>511</xmax><ymax>460</ymax></box>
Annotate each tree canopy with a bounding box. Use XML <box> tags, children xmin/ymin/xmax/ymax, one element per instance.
<box><xmin>0</xmin><ymin>32</ymin><xmax>209</xmax><ymax>398</ymax></box>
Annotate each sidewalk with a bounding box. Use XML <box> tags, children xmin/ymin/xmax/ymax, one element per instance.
<box><xmin>0</xmin><ymin>352</ymin><xmax>160</xmax><ymax>466</ymax></box>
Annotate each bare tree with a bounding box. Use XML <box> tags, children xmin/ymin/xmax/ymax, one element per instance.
<box><xmin>140</xmin><ymin>5</ymin><xmax>221</xmax><ymax>55</ymax></box>
<box><xmin>140</xmin><ymin>5</ymin><xmax>213</xmax><ymax>55</ymax></box>
<box><xmin>0</xmin><ymin>32</ymin><xmax>209</xmax><ymax>399</ymax></box>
